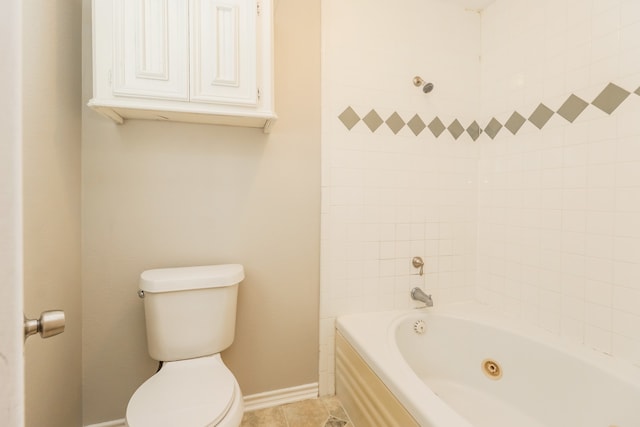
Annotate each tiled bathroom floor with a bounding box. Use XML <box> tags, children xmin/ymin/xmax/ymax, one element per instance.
<box><xmin>241</xmin><ymin>396</ymin><xmax>353</xmax><ymax>427</ymax></box>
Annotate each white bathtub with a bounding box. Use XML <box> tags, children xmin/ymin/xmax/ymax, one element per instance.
<box><xmin>336</xmin><ymin>302</ymin><xmax>640</xmax><ymax>427</ymax></box>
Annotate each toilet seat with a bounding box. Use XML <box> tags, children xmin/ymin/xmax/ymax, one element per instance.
<box><xmin>126</xmin><ymin>354</ymin><xmax>239</xmax><ymax>427</ymax></box>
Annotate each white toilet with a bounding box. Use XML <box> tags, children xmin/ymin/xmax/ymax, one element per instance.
<box><xmin>126</xmin><ymin>264</ymin><xmax>245</xmax><ymax>427</ymax></box>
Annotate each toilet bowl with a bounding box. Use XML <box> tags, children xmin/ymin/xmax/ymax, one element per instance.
<box><xmin>126</xmin><ymin>355</ymin><xmax>243</xmax><ymax>427</ymax></box>
<box><xmin>125</xmin><ymin>264</ymin><xmax>245</xmax><ymax>427</ymax></box>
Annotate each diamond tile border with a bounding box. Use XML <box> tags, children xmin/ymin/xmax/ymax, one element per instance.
<box><xmin>338</xmin><ymin>81</ymin><xmax>638</xmax><ymax>141</ymax></box>
<box><xmin>557</xmin><ymin>94</ymin><xmax>589</xmax><ymax>123</ymax></box>
<box><xmin>505</xmin><ymin>112</ymin><xmax>526</xmax><ymax>135</ymax></box>
<box><xmin>338</xmin><ymin>107</ymin><xmax>360</xmax><ymax>130</ymax></box>
<box><xmin>362</xmin><ymin>110</ymin><xmax>383</xmax><ymax>132</ymax></box>
<box><xmin>407</xmin><ymin>114</ymin><xmax>426</xmax><ymax>136</ymax></box>
<box><xmin>385</xmin><ymin>112</ymin><xmax>405</xmax><ymax>135</ymax></box>
<box><xmin>528</xmin><ymin>103</ymin><xmax>554</xmax><ymax>130</ymax></box>
<box><xmin>467</xmin><ymin>121</ymin><xmax>481</xmax><ymax>141</ymax></box>
<box><xmin>448</xmin><ymin>119</ymin><xmax>465</xmax><ymax>140</ymax></box>
<box><xmin>484</xmin><ymin>118</ymin><xmax>503</xmax><ymax>140</ymax></box>
<box><xmin>591</xmin><ymin>83</ymin><xmax>630</xmax><ymax>115</ymax></box>
<box><xmin>428</xmin><ymin>117</ymin><xmax>446</xmax><ymax>137</ymax></box>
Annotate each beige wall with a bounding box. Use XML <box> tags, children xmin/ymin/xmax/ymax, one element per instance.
<box><xmin>81</xmin><ymin>0</ymin><xmax>321</xmax><ymax>424</ymax></box>
<box><xmin>22</xmin><ymin>0</ymin><xmax>83</xmax><ymax>426</ymax></box>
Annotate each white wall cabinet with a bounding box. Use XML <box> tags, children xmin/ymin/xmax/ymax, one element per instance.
<box><xmin>89</xmin><ymin>0</ymin><xmax>276</xmax><ymax>132</ymax></box>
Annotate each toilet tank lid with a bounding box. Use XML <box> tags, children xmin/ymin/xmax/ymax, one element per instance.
<box><xmin>139</xmin><ymin>264</ymin><xmax>244</xmax><ymax>293</ymax></box>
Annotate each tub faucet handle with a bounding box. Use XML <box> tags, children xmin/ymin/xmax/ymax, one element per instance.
<box><xmin>412</xmin><ymin>256</ymin><xmax>424</xmax><ymax>276</ymax></box>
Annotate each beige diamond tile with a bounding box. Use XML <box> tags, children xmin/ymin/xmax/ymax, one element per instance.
<box><xmin>484</xmin><ymin>118</ymin><xmax>503</xmax><ymax>139</ymax></box>
<box><xmin>338</xmin><ymin>107</ymin><xmax>360</xmax><ymax>130</ymax></box>
<box><xmin>428</xmin><ymin>117</ymin><xmax>446</xmax><ymax>137</ymax></box>
<box><xmin>339</xmin><ymin>80</ymin><xmax>636</xmax><ymax>144</ymax></box>
<box><xmin>591</xmin><ymin>82</ymin><xmax>630</xmax><ymax>115</ymax></box>
<box><xmin>528</xmin><ymin>103</ymin><xmax>554</xmax><ymax>129</ymax></box>
<box><xmin>504</xmin><ymin>111</ymin><xmax>526</xmax><ymax>135</ymax></box>
<box><xmin>448</xmin><ymin>120</ymin><xmax>465</xmax><ymax>140</ymax></box>
<box><xmin>407</xmin><ymin>114</ymin><xmax>426</xmax><ymax>136</ymax></box>
<box><xmin>385</xmin><ymin>112</ymin><xmax>405</xmax><ymax>135</ymax></box>
<box><xmin>557</xmin><ymin>94</ymin><xmax>589</xmax><ymax>123</ymax></box>
<box><xmin>362</xmin><ymin>110</ymin><xmax>383</xmax><ymax>132</ymax></box>
<box><xmin>466</xmin><ymin>121</ymin><xmax>481</xmax><ymax>141</ymax></box>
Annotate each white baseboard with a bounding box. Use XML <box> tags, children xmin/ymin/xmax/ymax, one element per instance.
<box><xmin>84</xmin><ymin>382</ymin><xmax>319</xmax><ymax>427</ymax></box>
<box><xmin>85</xmin><ymin>420</ymin><xmax>126</xmax><ymax>427</ymax></box>
<box><xmin>243</xmin><ymin>382</ymin><xmax>319</xmax><ymax>412</ymax></box>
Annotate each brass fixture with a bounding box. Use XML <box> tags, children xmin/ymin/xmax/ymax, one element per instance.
<box><xmin>482</xmin><ymin>359</ymin><xmax>502</xmax><ymax>380</ymax></box>
<box><xmin>412</xmin><ymin>256</ymin><xmax>424</xmax><ymax>276</ymax></box>
<box><xmin>412</xmin><ymin>76</ymin><xmax>434</xmax><ymax>93</ymax></box>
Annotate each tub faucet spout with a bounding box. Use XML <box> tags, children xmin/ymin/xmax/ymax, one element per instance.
<box><xmin>411</xmin><ymin>287</ymin><xmax>433</xmax><ymax>307</ymax></box>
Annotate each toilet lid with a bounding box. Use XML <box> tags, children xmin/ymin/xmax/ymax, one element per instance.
<box><xmin>126</xmin><ymin>355</ymin><xmax>237</xmax><ymax>427</ymax></box>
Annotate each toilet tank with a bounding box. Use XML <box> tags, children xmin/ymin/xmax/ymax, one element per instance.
<box><xmin>139</xmin><ymin>264</ymin><xmax>244</xmax><ymax>362</ymax></box>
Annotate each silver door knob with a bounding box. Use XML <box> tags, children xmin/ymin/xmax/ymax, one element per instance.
<box><xmin>24</xmin><ymin>310</ymin><xmax>65</xmax><ymax>340</ymax></box>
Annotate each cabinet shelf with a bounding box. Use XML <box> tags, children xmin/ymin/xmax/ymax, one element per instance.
<box><xmin>88</xmin><ymin>98</ymin><xmax>277</xmax><ymax>132</ymax></box>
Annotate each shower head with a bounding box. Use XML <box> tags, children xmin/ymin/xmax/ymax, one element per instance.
<box><xmin>413</xmin><ymin>76</ymin><xmax>434</xmax><ymax>94</ymax></box>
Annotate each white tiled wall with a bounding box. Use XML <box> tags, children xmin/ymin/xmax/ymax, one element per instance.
<box><xmin>321</xmin><ymin>0</ymin><xmax>640</xmax><ymax>396</ymax></box>
<box><xmin>320</xmin><ymin>0</ymin><xmax>482</xmax><ymax>394</ymax></box>
<box><xmin>478</xmin><ymin>0</ymin><xmax>640</xmax><ymax>364</ymax></box>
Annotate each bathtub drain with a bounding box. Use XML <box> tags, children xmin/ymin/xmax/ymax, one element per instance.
<box><xmin>481</xmin><ymin>359</ymin><xmax>502</xmax><ymax>380</ymax></box>
<box><xmin>413</xmin><ymin>320</ymin><xmax>426</xmax><ymax>334</ymax></box>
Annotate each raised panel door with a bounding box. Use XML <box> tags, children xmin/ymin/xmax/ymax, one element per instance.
<box><xmin>113</xmin><ymin>0</ymin><xmax>189</xmax><ymax>100</ymax></box>
<box><xmin>190</xmin><ymin>0</ymin><xmax>258</xmax><ymax>106</ymax></box>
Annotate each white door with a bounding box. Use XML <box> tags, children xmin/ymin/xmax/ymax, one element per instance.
<box><xmin>20</xmin><ymin>0</ymin><xmax>82</xmax><ymax>425</ymax></box>
<box><xmin>112</xmin><ymin>0</ymin><xmax>190</xmax><ymax>100</ymax></box>
<box><xmin>190</xmin><ymin>0</ymin><xmax>258</xmax><ymax>106</ymax></box>
<box><xmin>0</xmin><ymin>0</ymin><xmax>25</xmax><ymax>425</ymax></box>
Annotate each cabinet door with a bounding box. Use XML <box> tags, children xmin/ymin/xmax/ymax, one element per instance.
<box><xmin>190</xmin><ymin>0</ymin><xmax>258</xmax><ymax>106</ymax></box>
<box><xmin>113</xmin><ymin>0</ymin><xmax>189</xmax><ymax>100</ymax></box>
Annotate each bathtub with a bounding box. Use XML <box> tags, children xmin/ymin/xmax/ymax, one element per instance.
<box><xmin>335</xmin><ymin>302</ymin><xmax>640</xmax><ymax>427</ymax></box>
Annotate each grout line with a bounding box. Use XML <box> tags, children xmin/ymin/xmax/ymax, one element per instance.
<box><xmin>283</xmin><ymin>405</ymin><xmax>290</xmax><ymax>427</ymax></box>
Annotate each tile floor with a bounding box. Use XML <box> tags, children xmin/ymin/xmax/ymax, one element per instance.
<box><xmin>241</xmin><ymin>396</ymin><xmax>353</xmax><ymax>427</ymax></box>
